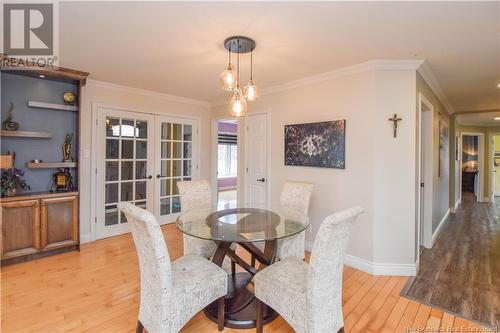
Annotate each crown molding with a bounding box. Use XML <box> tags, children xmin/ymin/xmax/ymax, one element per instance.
<box><xmin>86</xmin><ymin>79</ymin><xmax>211</xmax><ymax>108</ymax></box>
<box><xmin>417</xmin><ymin>61</ymin><xmax>455</xmax><ymax>114</ymax></box>
<box><xmin>260</xmin><ymin>59</ymin><xmax>424</xmax><ymax>97</ymax></box>
<box><xmin>209</xmin><ymin>59</ymin><xmax>424</xmax><ymax>107</ymax></box>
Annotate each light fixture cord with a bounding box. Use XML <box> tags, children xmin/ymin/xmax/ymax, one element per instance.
<box><xmin>250</xmin><ymin>50</ymin><xmax>253</xmax><ymax>82</ymax></box>
<box><xmin>228</xmin><ymin>45</ymin><xmax>231</xmax><ymax>66</ymax></box>
<box><xmin>237</xmin><ymin>39</ymin><xmax>240</xmax><ymax>88</ymax></box>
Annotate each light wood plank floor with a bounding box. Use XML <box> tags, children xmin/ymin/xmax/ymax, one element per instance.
<box><xmin>1</xmin><ymin>224</ymin><xmax>491</xmax><ymax>333</ymax></box>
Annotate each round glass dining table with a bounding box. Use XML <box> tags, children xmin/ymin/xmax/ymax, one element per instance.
<box><xmin>176</xmin><ymin>206</ymin><xmax>309</xmax><ymax>329</ymax></box>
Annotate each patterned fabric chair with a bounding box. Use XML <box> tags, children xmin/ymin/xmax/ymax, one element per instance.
<box><xmin>251</xmin><ymin>181</ymin><xmax>313</xmax><ymax>266</ymax></box>
<box><xmin>118</xmin><ymin>202</ymin><xmax>227</xmax><ymax>333</ymax></box>
<box><xmin>177</xmin><ymin>180</ymin><xmax>236</xmax><ymax>274</ymax></box>
<box><xmin>254</xmin><ymin>206</ymin><xmax>364</xmax><ymax>333</ymax></box>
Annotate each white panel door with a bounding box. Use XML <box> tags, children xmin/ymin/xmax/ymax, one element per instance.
<box><xmin>154</xmin><ymin>116</ymin><xmax>199</xmax><ymax>224</ymax></box>
<box><xmin>245</xmin><ymin>113</ymin><xmax>269</xmax><ymax>209</ymax></box>
<box><xmin>96</xmin><ymin>108</ymin><xmax>155</xmax><ymax>239</ymax></box>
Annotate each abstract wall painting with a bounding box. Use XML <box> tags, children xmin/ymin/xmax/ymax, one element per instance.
<box><xmin>439</xmin><ymin>120</ymin><xmax>449</xmax><ymax>178</ymax></box>
<box><xmin>284</xmin><ymin>120</ymin><xmax>345</xmax><ymax>169</ymax></box>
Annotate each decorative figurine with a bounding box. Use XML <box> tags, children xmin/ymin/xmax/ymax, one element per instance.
<box><xmin>62</xmin><ymin>133</ymin><xmax>73</xmax><ymax>162</ymax></box>
<box><xmin>388</xmin><ymin>114</ymin><xmax>402</xmax><ymax>138</ymax></box>
<box><xmin>63</xmin><ymin>91</ymin><xmax>76</xmax><ymax>105</ymax></box>
<box><xmin>2</xmin><ymin>102</ymin><xmax>20</xmax><ymax>131</ymax></box>
<box><xmin>52</xmin><ymin>168</ymin><xmax>74</xmax><ymax>192</ymax></box>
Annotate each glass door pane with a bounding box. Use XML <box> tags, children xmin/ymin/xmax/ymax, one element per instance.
<box><xmin>156</xmin><ymin>117</ymin><xmax>197</xmax><ymax>223</ymax></box>
<box><xmin>97</xmin><ymin>109</ymin><xmax>154</xmax><ymax>239</ymax></box>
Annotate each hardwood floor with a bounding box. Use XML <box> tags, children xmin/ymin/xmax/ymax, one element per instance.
<box><xmin>404</xmin><ymin>192</ymin><xmax>500</xmax><ymax>328</ymax></box>
<box><xmin>1</xmin><ymin>223</ymin><xmax>489</xmax><ymax>333</ymax></box>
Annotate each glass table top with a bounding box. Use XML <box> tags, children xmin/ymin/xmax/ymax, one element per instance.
<box><xmin>176</xmin><ymin>206</ymin><xmax>309</xmax><ymax>243</ymax></box>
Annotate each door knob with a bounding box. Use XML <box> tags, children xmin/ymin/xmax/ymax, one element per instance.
<box><xmin>257</xmin><ymin>178</ymin><xmax>266</xmax><ymax>182</ymax></box>
<box><xmin>147</xmin><ymin>175</ymin><xmax>152</xmax><ymax>179</ymax></box>
<box><xmin>156</xmin><ymin>174</ymin><xmax>161</xmax><ymax>178</ymax></box>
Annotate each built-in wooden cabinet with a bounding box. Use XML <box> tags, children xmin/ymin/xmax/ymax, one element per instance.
<box><xmin>1</xmin><ymin>192</ymin><xmax>79</xmax><ymax>264</ymax></box>
<box><xmin>40</xmin><ymin>196</ymin><xmax>78</xmax><ymax>251</ymax></box>
<box><xmin>1</xmin><ymin>199</ymin><xmax>40</xmax><ymax>259</ymax></box>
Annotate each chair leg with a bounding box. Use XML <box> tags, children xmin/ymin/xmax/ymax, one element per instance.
<box><xmin>135</xmin><ymin>320</ymin><xmax>144</xmax><ymax>333</ymax></box>
<box><xmin>256</xmin><ymin>298</ymin><xmax>264</xmax><ymax>333</ymax></box>
<box><xmin>251</xmin><ymin>254</ymin><xmax>256</xmax><ymax>268</ymax></box>
<box><xmin>231</xmin><ymin>259</ymin><xmax>236</xmax><ymax>275</ymax></box>
<box><xmin>218</xmin><ymin>296</ymin><xmax>225</xmax><ymax>331</ymax></box>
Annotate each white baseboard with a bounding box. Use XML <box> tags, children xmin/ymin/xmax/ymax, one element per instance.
<box><xmin>432</xmin><ymin>209</ymin><xmax>449</xmax><ymax>246</ymax></box>
<box><xmin>80</xmin><ymin>233</ymin><xmax>93</xmax><ymax>244</ymax></box>
<box><xmin>305</xmin><ymin>241</ymin><xmax>416</xmax><ymax>276</ymax></box>
<box><xmin>450</xmin><ymin>198</ymin><xmax>461</xmax><ymax>213</ymax></box>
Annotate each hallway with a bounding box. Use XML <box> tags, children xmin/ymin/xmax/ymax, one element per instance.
<box><xmin>403</xmin><ymin>192</ymin><xmax>500</xmax><ymax>328</ymax></box>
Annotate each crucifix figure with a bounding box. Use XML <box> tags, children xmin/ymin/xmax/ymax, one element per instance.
<box><xmin>388</xmin><ymin>114</ymin><xmax>402</xmax><ymax>138</ymax></box>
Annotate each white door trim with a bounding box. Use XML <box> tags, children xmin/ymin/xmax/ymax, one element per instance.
<box><xmin>417</xmin><ymin>93</ymin><xmax>434</xmax><ymax>254</ymax></box>
<box><xmin>244</xmin><ymin>111</ymin><xmax>272</xmax><ymax>210</ymax></box>
<box><xmin>461</xmin><ymin>132</ymin><xmax>485</xmax><ymax>202</ymax></box>
<box><xmin>489</xmin><ymin>132</ymin><xmax>500</xmax><ymax>200</ymax></box>
<box><xmin>90</xmin><ymin>102</ymin><xmax>201</xmax><ymax>242</ymax></box>
<box><xmin>211</xmin><ymin>117</ymin><xmax>243</xmax><ymax>207</ymax></box>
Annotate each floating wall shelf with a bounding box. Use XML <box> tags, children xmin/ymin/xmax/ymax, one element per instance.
<box><xmin>1</xmin><ymin>130</ymin><xmax>52</xmax><ymax>138</ymax></box>
<box><xmin>26</xmin><ymin>162</ymin><xmax>76</xmax><ymax>169</ymax></box>
<box><xmin>28</xmin><ymin>101</ymin><xmax>78</xmax><ymax>112</ymax></box>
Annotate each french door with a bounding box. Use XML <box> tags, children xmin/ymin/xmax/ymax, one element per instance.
<box><xmin>96</xmin><ymin>108</ymin><xmax>198</xmax><ymax>239</ymax></box>
<box><xmin>154</xmin><ymin>116</ymin><xmax>198</xmax><ymax>224</ymax></box>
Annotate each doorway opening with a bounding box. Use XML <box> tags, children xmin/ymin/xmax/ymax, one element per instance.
<box><xmin>460</xmin><ymin>133</ymin><xmax>483</xmax><ymax>202</ymax></box>
<box><xmin>216</xmin><ymin>119</ymin><xmax>238</xmax><ymax>209</ymax></box>
<box><xmin>418</xmin><ymin>94</ymin><xmax>434</xmax><ymax>250</ymax></box>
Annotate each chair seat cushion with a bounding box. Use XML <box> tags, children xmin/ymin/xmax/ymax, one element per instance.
<box><xmin>254</xmin><ymin>258</ymin><xmax>308</xmax><ymax>332</ymax></box>
<box><xmin>170</xmin><ymin>254</ymin><xmax>227</xmax><ymax>332</ymax></box>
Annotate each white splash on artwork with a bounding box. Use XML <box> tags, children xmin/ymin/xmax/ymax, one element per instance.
<box><xmin>299</xmin><ymin>134</ymin><xmax>329</xmax><ymax>157</ymax></box>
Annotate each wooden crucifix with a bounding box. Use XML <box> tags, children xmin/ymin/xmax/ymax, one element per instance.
<box><xmin>388</xmin><ymin>114</ymin><xmax>402</xmax><ymax>138</ymax></box>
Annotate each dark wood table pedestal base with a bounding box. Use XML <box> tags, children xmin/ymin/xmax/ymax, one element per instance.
<box><xmin>204</xmin><ymin>272</ymin><xmax>278</xmax><ymax>329</ymax></box>
<box><xmin>206</xmin><ymin>240</ymin><xmax>278</xmax><ymax>329</ymax></box>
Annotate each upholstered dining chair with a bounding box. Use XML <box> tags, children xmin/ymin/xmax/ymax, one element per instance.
<box><xmin>251</xmin><ymin>181</ymin><xmax>313</xmax><ymax>266</ymax></box>
<box><xmin>177</xmin><ymin>180</ymin><xmax>236</xmax><ymax>274</ymax></box>
<box><xmin>118</xmin><ymin>202</ymin><xmax>227</xmax><ymax>333</ymax></box>
<box><xmin>254</xmin><ymin>206</ymin><xmax>364</xmax><ymax>333</ymax></box>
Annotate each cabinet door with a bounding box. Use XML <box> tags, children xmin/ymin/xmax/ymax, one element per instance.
<box><xmin>1</xmin><ymin>199</ymin><xmax>40</xmax><ymax>259</ymax></box>
<box><xmin>40</xmin><ymin>196</ymin><xmax>78</xmax><ymax>250</ymax></box>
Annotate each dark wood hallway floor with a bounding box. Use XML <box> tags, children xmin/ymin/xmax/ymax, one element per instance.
<box><xmin>403</xmin><ymin>192</ymin><xmax>500</xmax><ymax>328</ymax></box>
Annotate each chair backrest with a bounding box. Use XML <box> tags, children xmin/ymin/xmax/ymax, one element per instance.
<box><xmin>279</xmin><ymin>181</ymin><xmax>314</xmax><ymax>218</ymax></box>
<box><xmin>306</xmin><ymin>206</ymin><xmax>364</xmax><ymax>333</ymax></box>
<box><xmin>118</xmin><ymin>202</ymin><xmax>172</xmax><ymax>333</ymax></box>
<box><xmin>177</xmin><ymin>180</ymin><xmax>212</xmax><ymax>212</ymax></box>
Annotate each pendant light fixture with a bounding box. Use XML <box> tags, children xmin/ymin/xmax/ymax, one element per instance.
<box><xmin>229</xmin><ymin>39</ymin><xmax>247</xmax><ymax>117</ymax></box>
<box><xmin>220</xmin><ymin>47</ymin><xmax>237</xmax><ymax>92</ymax></box>
<box><xmin>244</xmin><ymin>50</ymin><xmax>259</xmax><ymax>101</ymax></box>
<box><xmin>221</xmin><ymin>36</ymin><xmax>258</xmax><ymax>117</ymax></box>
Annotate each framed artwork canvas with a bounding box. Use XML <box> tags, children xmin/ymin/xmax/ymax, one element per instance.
<box><xmin>439</xmin><ymin>120</ymin><xmax>449</xmax><ymax>178</ymax></box>
<box><xmin>284</xmin><ymin>120</ymin><xmax>345</xmax><ymax>169</ymax></box>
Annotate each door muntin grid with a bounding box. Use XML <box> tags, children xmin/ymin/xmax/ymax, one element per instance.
<box><xmin>104</xmin><ymin>116</ymin><xmax>149</xmax><ymax>226</ymax></box>
<box><xmin>158</xmin><ymin>122</ymin><xmax>193</xmax><ymax>217</ymax></box>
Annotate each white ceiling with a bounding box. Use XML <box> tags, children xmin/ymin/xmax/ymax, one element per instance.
<box><xmin>456</xmin><ymin>111</ymin><xmax>500</xmax><ymax>127</ymax></box>
<box><xmin>59</xmin><ymin>2</ymin><xmax>499</xmax><ymax>111</ymax></box>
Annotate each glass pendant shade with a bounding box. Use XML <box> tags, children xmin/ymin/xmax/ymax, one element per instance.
<box><xmin>244</xmin><ymin>81</ymin><xmax>259</xmax><ymax>101</ymax></box>
<box><xmin>229</xmin><ymin>88</ymin><xmax>247</xmax><ymax>117</ymax></box>
<box><xmin>220</xmin><ymin>64</ymin><xmax>237</xmax><ymax>92</ymax></box>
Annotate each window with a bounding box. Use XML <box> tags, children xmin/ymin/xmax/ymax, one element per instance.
<box><xmin>218</xmin><ymin>143</ymin><xmax>237</xmax><ymax>178</ymax></box>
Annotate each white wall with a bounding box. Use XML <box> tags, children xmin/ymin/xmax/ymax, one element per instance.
<box><xmin>79</xmin><ymin>80</ymin><xmax>211</xmax><ymax>242</ymax></box>
<box><xmin>212</xmin><ymin>61</ymin><xmax>421</xmax><ymax>275</ymax></box>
